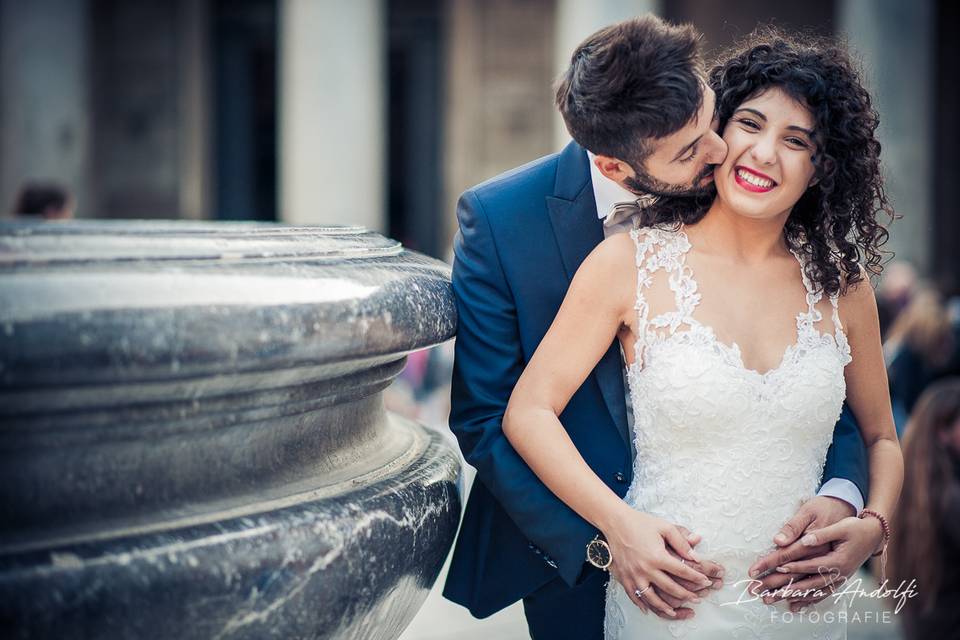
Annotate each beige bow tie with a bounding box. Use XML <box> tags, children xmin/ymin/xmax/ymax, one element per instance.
<box><xmin>603</xmin><ymin>193</ymin><xmax>660</xmax><ymax>228</ymax></box>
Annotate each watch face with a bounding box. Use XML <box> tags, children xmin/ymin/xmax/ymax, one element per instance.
<box><xmin>587</xmin><ymin>539</ymin><xmax>611</xmax><ymax>569</ymax></box>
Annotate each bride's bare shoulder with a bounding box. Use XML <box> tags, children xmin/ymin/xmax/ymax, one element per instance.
<box><xmin>577</xmin><ymin>231</ymin><xmax>637</xmax><ymax>278</ymax></box>
<box><xmin>838</xmin><ymin>264</ymin><xmax>879</xmax><ymax>334</ymax></box>
<box><xmin>567</xmin><ymin>232</ymin><xmax>639</xmax><ymax>314</ymax></box>
<box><xmin>577</xmin><ymin>225</ymin><xmax>681</xmax><ymax>282</ymax></box>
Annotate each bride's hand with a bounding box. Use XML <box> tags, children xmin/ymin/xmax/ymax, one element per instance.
<box><xmin>748</xmin><ymin>495</ymin><xmax>850</xmax><ymax>606</ymax></box>
<box><xmin>761</xmin><ymin>515</ymin><xmax>884</xmax><ymax>611</ymax></box>
<box><xmin>605</xmin><ymin>511</ymin><xmax>715</xmax><ymax>617</ymax></box>
<box><xmin>639</xmin><ymin>539</ymin><xmax>726</xmax><ymax>620</ymax></box>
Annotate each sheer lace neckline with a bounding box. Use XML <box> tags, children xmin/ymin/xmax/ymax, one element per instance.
<box><xmin>627</xmin><ymin>225</ymin><xmax>849</xmax><ymax>379</ymax></box>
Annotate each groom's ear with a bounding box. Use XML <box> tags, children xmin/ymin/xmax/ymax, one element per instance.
<box><xmin>594</xmin><ymin>155</ymin><xmax>636</xmax><ymax>182</ymax></box>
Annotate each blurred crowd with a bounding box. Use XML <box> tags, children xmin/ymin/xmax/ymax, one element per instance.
<box><xmin>879</xmin><ymin>261</ymin><xmax>960</xmax><ymax>432</ymax></box>
<box><xmin>877</xmin><ymin>261</ymin><xmax>960</xmax><ymax>639</ymax></box>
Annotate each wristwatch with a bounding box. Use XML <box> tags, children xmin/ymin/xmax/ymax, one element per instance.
<box><xmin>586</xmin><ymin>534</ymin><xmax>612</xmax><ymax>570</ymax></box>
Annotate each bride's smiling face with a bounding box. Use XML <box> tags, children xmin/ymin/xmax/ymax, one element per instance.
<box><xmin>714</xmin><ymin>87</ymin><xmax>818</xmax><ymax>221</ymax></box>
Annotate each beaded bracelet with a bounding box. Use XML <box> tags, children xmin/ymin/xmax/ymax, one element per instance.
<box><xmin>858</xmin><ymin>508</ymin><xmax>890</xmax><ymax>557</ymax></box>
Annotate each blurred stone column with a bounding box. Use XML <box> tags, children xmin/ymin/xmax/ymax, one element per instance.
<box><xmin>279</xmin><ymin>0</ymin><xmax>385</xmax><ymax>231</ymax></box>
<box><xmin>553</xmin><ymin>0</ymin><xmax>660</xmax><ymax>149</ymax></box>
<box><xmin>178</xmin><ymin>0</ymin><xmax>212</xmax><ymax>221</ymax></box>
<box><xmin>0</xmin><ymin>0</ymin><xmax>91</xmax><ymax>217</ymax></box>
<box><xmin>443</xmin><ymin>0</ymin><xmax>557</xmax><ymax>251</ymax></box>
<box><xmin>838</xmin><ymin>0</ymin><xmax>934</xmax><ymax>274</ymax></box>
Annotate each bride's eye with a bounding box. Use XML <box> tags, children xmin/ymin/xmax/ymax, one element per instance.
<box><xmin>737</xmin><ymin>118</ymin><xmax>760</xmax><ymax>130</ymax></box>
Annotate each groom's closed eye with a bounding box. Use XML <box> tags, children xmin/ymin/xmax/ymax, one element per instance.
<box><xmin>677</xmin><ymin>143</ymin><xmax>700</xmax><ymax>164</ymax></box>
<box><xmin>672</xmin><ymin>134</ymin><xmax>704</xmax><ymax>163</ymax></box>
<box><xmin>680</xmin><ymin>146</ymin><xmax>699</xmax><ymax>163</ymax></box>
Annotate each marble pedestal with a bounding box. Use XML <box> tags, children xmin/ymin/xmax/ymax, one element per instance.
<box><xmin>0</xmin><ymin>221</ymin><xmax>461</xmax><ymax>639</ymax></box>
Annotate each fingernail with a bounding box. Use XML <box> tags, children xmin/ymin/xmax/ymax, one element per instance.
<box><xmin>749</xmin><ymin>568</ymin><xmax>759</xmax><ymax>578</ymax></box>
<box><xmin>689</xmin><ymin>551</ymin><xmax>701</xmax><ymax>563</ymax></box>
<box><xmin>691</xmin><ymin>596</ymin><xmax>702</xmax><ymax>604</ymax></box>
<box><xmin>801</xmin><ymin>534</ymin><xmax>817</xmax><ymax>546</ymax></box>
<box><xmin>774</xmin><ymin>533</ymin><xmax>787</xmax><ymax>544</ymax></box>
<box><xmin>763</xmin><ymin>596</ymin><xmax>773</xmax><ymax>605</ymax></box>
<box><xmin>666</xmin><ymin>609</ymin><xmax>677</xmax><ymax>618</ymax></box>
<box><xmin>776</xmin><ymin>566</ymin><xmax>790</xmax><ymax>574</ymax></box>
<box><xmin>716</xmin><ymin>569</ymin><xmax>725</xmax><ymax>579</ymax></box>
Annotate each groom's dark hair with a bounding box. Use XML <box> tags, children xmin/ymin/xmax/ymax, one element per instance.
<box><xmin>555</xmin><ymin>15</ymin><xmax>704</xmax><ymax>167</ymax></box>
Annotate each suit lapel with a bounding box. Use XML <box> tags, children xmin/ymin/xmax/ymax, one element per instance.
<box><xmin>546</xmin><ymin>143</ymin><xmax>630</xmax><ymax>449</ymax></box>
<box><xmin>545</xmin><ymin>192</ymin><xmax>601</xmax><ymax>282</ymax></box>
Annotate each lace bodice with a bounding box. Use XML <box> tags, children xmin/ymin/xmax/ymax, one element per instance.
<box><xmin>605</xmin><ymin>226</ymin><xmax>852</xmax><ymax>640</ymax></box>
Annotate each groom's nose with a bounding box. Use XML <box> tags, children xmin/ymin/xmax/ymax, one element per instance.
<box><xmin>703</xmin><ymin>129</ymin><xmax>728</xmax><ymax>165</ymax></box>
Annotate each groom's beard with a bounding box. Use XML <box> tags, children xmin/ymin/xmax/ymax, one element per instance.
<box><xmin>624</xmin><ymin>163</ymin><xmax>716</xmax><ymax>198</ymax></box>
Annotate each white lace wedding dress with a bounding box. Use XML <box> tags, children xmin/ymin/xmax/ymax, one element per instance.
<box><xmin>604</xmin><ymin>226</ymin><xmax>851</xmax><ymax>639</ymax></box>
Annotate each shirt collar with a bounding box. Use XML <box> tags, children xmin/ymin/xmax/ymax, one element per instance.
<box><xmin>587</xmin><ymin>151</ymin><xmax>643</xmax><ymax>220</ymax></box>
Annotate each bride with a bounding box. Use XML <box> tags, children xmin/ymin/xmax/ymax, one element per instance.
<box><xmin>502</xmin><ymin>31</ymin><xmax>903</xmax><ymax>638</ymax></box>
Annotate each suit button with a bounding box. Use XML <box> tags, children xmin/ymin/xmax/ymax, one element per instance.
<box><xmin>614</xmin><ymin>472</ymin><xmax>626</xmax><ymax>483</ymax></box>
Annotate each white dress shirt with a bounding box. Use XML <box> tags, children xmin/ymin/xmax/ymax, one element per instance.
<box><xmin>586</xmin><ymin>153</ymin><xmax>865</xmax><ymax>513</ymax></box>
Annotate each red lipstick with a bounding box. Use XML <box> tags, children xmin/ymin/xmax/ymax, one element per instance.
<box><xmin>733</xmin><ymin>165</ymin><xmax>777</xmax><ymax>193</ymax></box>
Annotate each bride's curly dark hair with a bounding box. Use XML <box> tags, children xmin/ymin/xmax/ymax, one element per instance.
<box><xmin>640</xmin><ymin>28</ymin><xmax>895</xmax><ymax>296</ymax></box>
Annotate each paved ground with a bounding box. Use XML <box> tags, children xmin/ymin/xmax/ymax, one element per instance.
<box><xmin>399</xmin><ymin>467</ymin><xmax>904</xmax><ymax>640</ymax></box>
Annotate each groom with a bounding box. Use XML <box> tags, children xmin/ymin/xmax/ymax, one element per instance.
<box><xmin>442</xmin><ymin>15</ymin><xmax>868</xmax><ymax>639</ymax></box>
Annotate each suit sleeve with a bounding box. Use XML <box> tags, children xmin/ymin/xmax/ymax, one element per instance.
<box><xmin>820</xmin><ymin>402</ymin><xmax>869</xmax><ymax>504</ymax></box>
<box><xmin>449</xmin><ymin>189</ymin><xmax>595</xmax><ymax>587</ymax></box>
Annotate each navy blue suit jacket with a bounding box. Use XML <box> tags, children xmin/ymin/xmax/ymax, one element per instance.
<box><xmin>442</xmin><ymin>141</ymin><xmax>869</xmax><ymax>619</ymax></box>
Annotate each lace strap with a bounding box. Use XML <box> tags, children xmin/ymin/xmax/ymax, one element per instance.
<box><xmin>628</xmin><ymin>227</ymin><xmax>696</xmax><ymax>368</ymax></box>
<box><xmin>791</xmin><ymin>249</ymin><xmax>824</xmax><ymax>322</ymax></box>
<box><xmin>629</xmin><ymin>228</ymin><xmax>657</xmax><ymax>369</ymax></box>
<box><xmin>828</xmin><ymin>293</ymin><xmax>852</xmax><ymax>364</ymax></box>
<box><xmin>790</xmin><ymin>246</ymin><xmax>852</xmax><ymax>365</ymax></box>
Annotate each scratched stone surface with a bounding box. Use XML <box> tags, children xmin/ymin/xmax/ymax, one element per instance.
<box><xmin>0</xmin><ymin>220</ymin><xmax>461</xmax><ymax>640</ymax></box>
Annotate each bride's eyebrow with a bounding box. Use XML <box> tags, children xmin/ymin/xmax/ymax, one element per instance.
<box><xmin>734</xmin><ymin>107</ymin><xmax>766</xmax><ymax>121</ymax></box>
<box><xmin>735</xmin><ymin>107</ymin><xmax>814</xmax><ymax>137</ymax></box>
<box><xmin>787</xmin><ymin>124</ymin><xmax>814</xmax><ymax>137</ymax></box>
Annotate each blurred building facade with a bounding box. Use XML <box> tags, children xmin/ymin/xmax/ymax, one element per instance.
<box><xmin>1</xmin><ymin>0</ymin><xmax>955</xmax><ymax>288</ymax></box>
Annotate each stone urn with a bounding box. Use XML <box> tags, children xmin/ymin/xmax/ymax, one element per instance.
<box><xmin>0</xmin><ymin>220</ymin><xmax>461</xmax><ymax>639</ymax></box>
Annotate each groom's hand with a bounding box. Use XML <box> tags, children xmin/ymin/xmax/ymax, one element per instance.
<box><xmin>748</xmin><ymin>496</ymin><xmax>855</xmax><ymax>610</ymax></box>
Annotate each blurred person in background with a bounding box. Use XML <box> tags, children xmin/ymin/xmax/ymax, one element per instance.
<box><xmin>889</xmin><ymin>378</ymin><xmax>960</xmax><ymax>639</ymax></box>
<box><xmin>8</xmin><ymin>182</ymin><xmax>74</xmax><ymax>220</ymax></box>
<box><xmin>876</xmin><ymin>261</ymin><xmax>918</xmax><ymax>339</ymax></box>
<box><xmin>885</xmin><ymin>288</ymin><xmax>960</xmax><ymax>433</ymax></box>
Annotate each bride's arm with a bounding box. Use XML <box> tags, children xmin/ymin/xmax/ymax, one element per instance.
<box><xmin>503</xmin><ymin>233</ymin><xmax>712</xmax><ymax>617</ymax></box>
<box><xmin>505</xmin><ymin>234</ymin><xmax>632</xmax><ymax>546</ymax></box>
<box><xmin>840</xmin><ymin>276</ymin><xmax>903</xmax><ymax>537</ymax></box>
